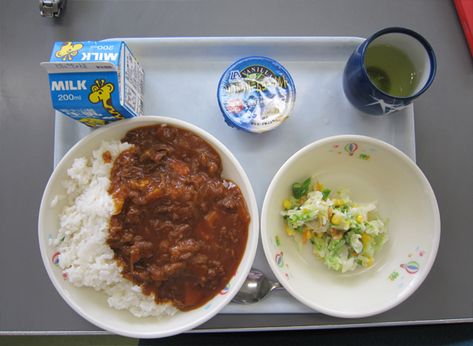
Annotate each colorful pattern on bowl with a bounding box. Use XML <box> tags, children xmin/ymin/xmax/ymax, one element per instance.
<box><xmin>328</xmin><ymin>142</ymin><xmax>376</xmax><ymax>160</ymax></box>
<box><xmin>52</xmin><ymin>251</ymin><xmax>60</xmax><ymax>265</ymax></box>
<box><xmin>388</xmin><ymin>246</ymin><xmax>426</xmax><ymax>289</ymax></box>
<box><xmin>273</xmin><ymin>235</ymin><xmax>291</xmax><ymax>280</ymax></box>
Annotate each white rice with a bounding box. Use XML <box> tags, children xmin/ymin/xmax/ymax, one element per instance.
<box><xmin>50</xmin><ymin>140</ymin><xmax>178</xmax><ymax>318</ymax></box>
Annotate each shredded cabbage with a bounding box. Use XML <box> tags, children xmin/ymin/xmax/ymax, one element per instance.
<box><xmin>282</xmin><ymin>178</ymin><xmax>387</xmax><ymax>273</ymax></box>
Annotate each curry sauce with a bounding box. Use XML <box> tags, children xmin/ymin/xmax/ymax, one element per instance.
<box><xmin>107</xmin><ymin>124</ymin><xmax>250</xmax><ymax>311</ymax></box>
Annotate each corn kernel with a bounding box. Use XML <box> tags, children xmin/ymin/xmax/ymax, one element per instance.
<box><xmin>356</xmin><ymin>215</ymin><xmax>363</xmax><ymax>223</ymax></box>
<box><xmin>283</xmin><ymin>199</ymin><xmax>292</xmax><ymax>209</ymax></box>
<box><xmin>302</xmin><ymin>229</ymin><xmax>312</xmax><ymax>244</ymax></box>
<box><xmin>331</xmin><ymin>214</ymin><xmax>342</xmax><ymax>225</ymax></box>
<box><xmin>361</xmin><ymin>233</ymin><xmax>371</xmax><ymax>245</ymax></box>
<box><xmin>285</xmin><ymin>225</ymin><xmax>295</xmax><ymax>236</ymax></box>
<box><xmin>315</xmin><ymin>182</ymin><xmax>324</xmax><ymax>191</ymax></box>
<box><xmin>333</xmin><ymin>199</ymin><xmax>344</xmax><ymax>207</ymax></box>
<box><xmin>366</xmin><ymin>257</ymin><xmax>374</xmax><ymax>267</ymax></box>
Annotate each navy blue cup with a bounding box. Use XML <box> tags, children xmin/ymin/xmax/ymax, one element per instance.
<box><xmin>343</xmin><ymin>27</ymin><xmax>436</xmax><ymax>115</ymax></box>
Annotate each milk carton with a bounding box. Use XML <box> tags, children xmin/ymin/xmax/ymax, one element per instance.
<box><xmin>41</xmin><ymin>41</ymin><xmax>144</xmax><ymax>127</ymax></box>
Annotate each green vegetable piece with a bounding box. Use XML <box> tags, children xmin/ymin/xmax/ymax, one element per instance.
<box><xmin>321</xmin><ymin>188</ymin><xmax>331</xmax><ymax>200</ymax></box>
<box><xmin>292</xmin><ymin>177</ymin><xmax>312</xmax><ymax>199</ymax></box>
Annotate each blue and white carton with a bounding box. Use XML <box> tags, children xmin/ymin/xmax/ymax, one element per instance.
<box><xmin>41</xmin><ymin>41</ymin><xmax>144</xmax><ymax>127</ymax></box>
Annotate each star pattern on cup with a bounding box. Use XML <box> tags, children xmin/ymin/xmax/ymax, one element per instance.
<box><xmin>366</xmin><ymin>95</ymin><xmax>409</xmax><ymax>114</ymax></box>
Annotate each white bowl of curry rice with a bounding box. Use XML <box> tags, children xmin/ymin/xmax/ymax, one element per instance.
<box><xmin>38</xmin><ymin>116</ymin><xmax>259</xmax><ymax>338</ymax></box>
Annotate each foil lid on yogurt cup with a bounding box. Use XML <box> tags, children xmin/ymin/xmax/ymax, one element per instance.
<box><xmin>217</xmin><ymin>56</ymin><xmax>296</xmax><ymax>133</ymax></box>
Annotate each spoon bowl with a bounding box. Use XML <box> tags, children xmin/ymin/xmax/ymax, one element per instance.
<box><xmin>232</xmin><ymin>269</ymin><xmax>282</xmax><ymax>304</ymax></box>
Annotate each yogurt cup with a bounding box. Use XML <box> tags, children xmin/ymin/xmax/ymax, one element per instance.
<box><xmin>217</xmin><ymin>56</ymin><xmax>296</xmax><ymax>133</ymax></box>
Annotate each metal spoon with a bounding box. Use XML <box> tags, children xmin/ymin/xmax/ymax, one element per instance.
<box><xmin>232</xmin><ymin>268</ymin><xmax>283</xmax><ymax>304</ymax></box>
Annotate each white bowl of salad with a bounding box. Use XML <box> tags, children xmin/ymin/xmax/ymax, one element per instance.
<box><xmin>261</xmin><ymin>135</ymin><xmax>440</xmax><ymax>318</ymax></box>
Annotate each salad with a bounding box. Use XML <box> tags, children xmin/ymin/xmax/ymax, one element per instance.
<box><xmin>281</xmin><ymin>177</ymin><xmax>387</xmax><ymax>273</ymax></box>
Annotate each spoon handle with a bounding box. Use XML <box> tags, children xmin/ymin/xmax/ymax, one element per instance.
<box><xmin>271</xmin><ymin>281</ymin><xmax>284</xmax><ymax>290</ymax></box>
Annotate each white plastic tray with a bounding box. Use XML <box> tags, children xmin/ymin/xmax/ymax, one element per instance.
<box><xmin>54</xmin><ymin>37</ymin><xmax>415</xmax><ymax>314</ymax></box>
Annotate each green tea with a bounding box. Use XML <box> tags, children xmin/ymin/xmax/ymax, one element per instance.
<box><xmin>364</xmin><ymin>43</ymin><xmax>419</xmax><ymax>97</ymax></box>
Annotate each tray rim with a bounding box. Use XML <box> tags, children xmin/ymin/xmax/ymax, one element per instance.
<box><xmin>110</xmin><ymin>35</ymin><xmax>366</xmax><ymax>43</ymax></box>
<box><xmin>2</xmin><ymin>318</ymin><xmax>472</xmax><ymax>335</ymax></box>
<box><xmin>50</xmin><ymin>35</ymin><xmax>420</xmax><ymax>330</ymax></box>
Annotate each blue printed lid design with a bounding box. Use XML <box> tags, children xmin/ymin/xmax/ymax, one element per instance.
<box><xmin>217</xmin><ymin>56</ymin><xmax>296</xmax><ymax>133</ymax></box>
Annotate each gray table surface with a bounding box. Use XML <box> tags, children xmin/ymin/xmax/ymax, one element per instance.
<box><xmin>0</xmin><ymin>0</ymin><xmax>472</xmax><ymax>335</ymax></box>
